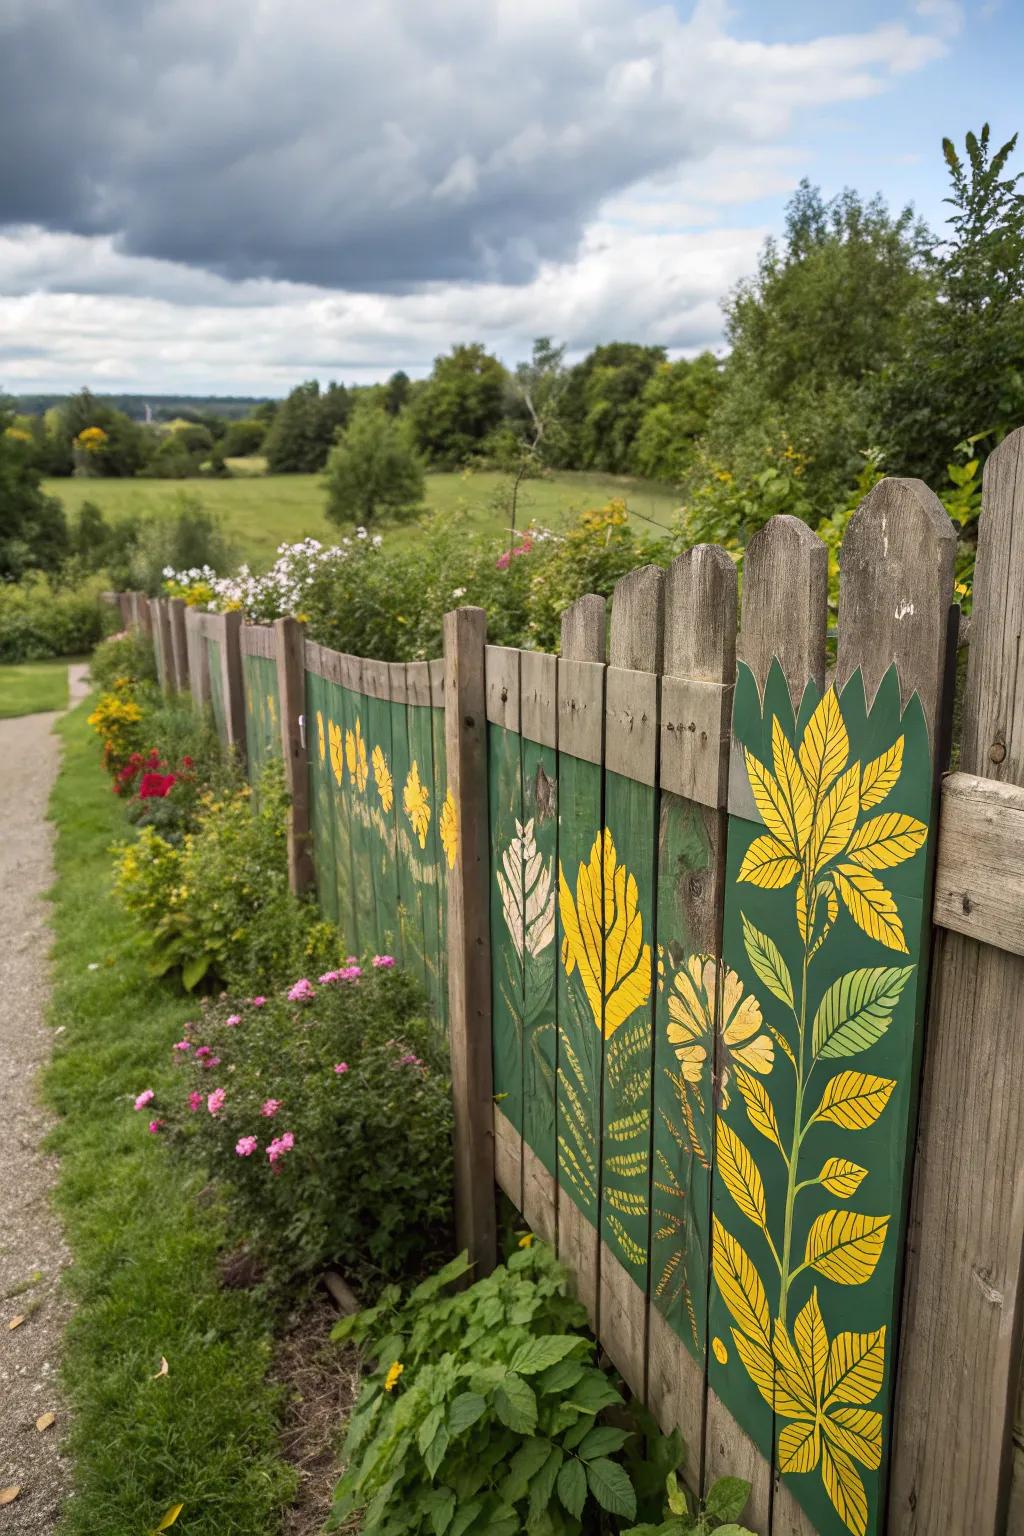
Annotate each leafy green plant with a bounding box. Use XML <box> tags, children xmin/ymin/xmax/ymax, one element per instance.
<box><xmin>328</xmin><ymin>1243</ymin><xmax>704</xmax><ymax>1535</ymax></box>
<box><xmin>159</xmin><ymin>967</ymin><xmax>452</xmax><ymax>1286</ymax></box>
<box><xmin>623</xmin><ymin>1470</ymin><xmax>754</xmax><ymax>1535</ymax></box>
<box><xmin>89</xmin><ymin>627</ymin><xmax>158</xmax><ymax>692</ymax></box>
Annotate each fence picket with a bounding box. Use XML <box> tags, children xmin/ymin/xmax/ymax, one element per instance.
<box><xmin>555</xmin><ymin>595</ymin><xmax>607</xmax><ymax>1327</ymax></box>
<box><xmin>647</xmin><ymin>545</ymin><xmax>737</xmax><ymax>1491</ymax></box>
<box><xmin>889</xmin><ymin>434</ymin><xmax>1024</xmax><ymax>1536</ymax></box>
<box><xmin>408</xmin><ymin>661</ymin><xmax>443</xmax><ymax>1005</ymax></box>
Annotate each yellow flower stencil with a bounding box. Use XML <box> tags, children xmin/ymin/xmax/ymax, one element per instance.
<box><xmin>372</xmin><ymin>745</ymin><xmax>393</xmax><ymax>811</ymax></box>
<box><xmin>403</xmin><ymin>761</ymin><xmax>431</xmax><ymax>848</ymax></box>
<box><xmin>345</xmin><ymin>717</ymin><xmax>368</xmax><ymax>792</ymax></box>
<box><xmin>558</xmin><ymin>829</ymin><xmax>650</xmax><ymax>1038</ymax></box>
<box><xmin>440</xmin><ymin>787</ymin><xmax>458</xmax><ymax>869</ymax></box>
<box><xmin>328</xmin><ymin>721</ymin><xmax>344</xmax><ymax>785</ymax></box>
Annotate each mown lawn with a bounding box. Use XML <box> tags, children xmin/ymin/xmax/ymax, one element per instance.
<box><xmin>45</xmin><ymin>467</ymin><xmax>681</xmax><ymax>569</ymax></box>
<box><xmin>45</xmin><ymin>700</ymin><xmax>296</xmax><ymax>1535</ymax></box>
<box><xmin>0</xmin><ymin>659</ymin><xmax>71</xmax><ymax>718</ymax></box>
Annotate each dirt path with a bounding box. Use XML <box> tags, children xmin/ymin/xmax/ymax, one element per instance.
<box><xmin>0</xmin><ymin>666</ymin><xmax>89</xmax><ymax>1529</ymax></box>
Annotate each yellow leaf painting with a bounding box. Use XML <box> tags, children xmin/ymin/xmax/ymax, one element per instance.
<box><xmin>316</xmin><ymin>710</ymin><xmax>325</xmax><ymax>763</ymax></box>
<box><xmin>859</xmin><ymin>739</ymin><xmax>903</xmax><ymax>810</ymax></box>
<box><xmin>328</xmin><ymin>720</ymin><xmax>344</xmax><ymax>785</ymax></box>
<box><xmin>711</xmin><ymin>1216</ymin><xmax>770</xmax><ymax>1347</ymax></box>
<box><xmin>403</xmin><ymin>760</ymin><xmax>431</xmax><ymax>848</ymax></box>
<box><xmin>345</xmin><ymin>717</ymin><xmax>368</xmax><ymax>792</ymax></box>
<box><xmin>558</xmin><ymin>829</ymin><xmax>650</xmax><ymax>1038</ymax></box>
<box><xmin>371</xmin><ymin>744</ymin><xmax>393</xmax><ymax>812</ymax></box>
<box><xmin>440</xmin><ymin>787</ymin><xmax>458</xmax><ymax>869</ymax></box>
<box><xmin>716</xmin><ymin>1117</ymin><xmax>769</xmax><ymax>1235</ymax></box>
<box><xmin>799</xmin><ymin>688</ymin><xmax>849</xmax><ymax>808</ymax></box>
<box><xmin>812</xmin><ymin>1070</ymin><xmax>896</xmax><ymax>1131</ymax></box>
<box><xmin>804</xmin><ymin>1210</ymin><xmax>889</xmax><ymax>1286</ymax></box>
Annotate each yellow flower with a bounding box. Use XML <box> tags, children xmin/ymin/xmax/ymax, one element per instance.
<box><xmin>383</xmin><ymin>1361</ymin><xmax>404</xmax><ymax>1392</ymax></box>
<box><xmin>403</xmin><ymin>761</ymin><xmax>431</xmax><ymax>848</ymax></box>
<box><xmin>666</xmin><ymin>957</ymin><xmax>774</xmax><ymax>1103</ymax></box>
<box><xmin>439</xmin><ymin>788</ymin><xmax>458</xmax><ymax>869</ymax></box>
<box><xmin>345</xmin><ymin>717</ymin><xmax>368</xmax><ymax>792</ymax></box>
<box><xmin>372</xmin><ymin>745</ymin><xmax>393</xmax><ymax>811</ymax></box>
<box><xmin>558</xmin><ymin>829</ymin><xmax>650</xmax><ymax>1038</ymax></box>
<box><xmin>517</xmin><ymin>1232</ymin><xmax>535</xmax><ymax>1249</ymax></box>
<box><xmin>329</xmin><ymin>721</ymin><xmax>343</xmax><ymax>785</ymax></box>
<box><xmin>316</xmin><ymin>711</ymin><xmax>325</xmax><ymax>763</ymax></box>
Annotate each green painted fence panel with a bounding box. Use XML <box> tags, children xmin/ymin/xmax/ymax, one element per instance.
<box><xmin>520</xmin><ymin>736</ymin><xmax>558</xmax><ymax>1184</ymax></box>
<box><xmin>489</xmin><ymin>718</ymin><xmax>525</xmax><ymax>1152</ymax></box>
<box><xmin>307</xmin><ymin>672</ymin><xmax>339</xmax><ymax>925</ymax></box>
<box><xmin>324</xmin><ymin>674</ymin><xmax>357</xmax><ymax>953</ymax></box>
<box><xmin>243</xmin><ymin>653</ymin><xmax>281</xmax><ymax>780</ymax></box>
<box><xmin>408</xmin><ymin>697</ymin><xmax>442</xmax><ymax>1005</ymax></box>
<box><xmin>431</xmin><ymin>694</ymin><xmax>451</xmax><ymax>1031</ymax></box>
<box><xmin>389</xmin><ymin>682</ymin><xmax>418</xmax><ymax>977</ymax></box>
<box><xmin>364</xmin><ymin>686</ymin><xmax>400</xmax><ymax>958</ymax></box>
<box><xmin>341</xmin><ymin>683</ymin><xmax>376</xmax><ymax>957</ymax></box>
<box><xmin>708</xmin><ymin>660</ymin><xmax>934</xmax><ymax>1536</ymax></box>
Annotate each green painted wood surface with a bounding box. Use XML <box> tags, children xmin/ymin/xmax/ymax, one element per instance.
<box><xmin>431</xmin><ymin>702</ymin><xmax>450</xmax><ymax>1031</ymax></box>
<box><xmin>708</xmin><ymin>660</ymin><xmax>935</xmax><ymax>1536</ymax></box>
<box><xmin>207</xmin><ymin>636</ymin><xmax>226</xmax><ymax>743</ymax></box>
<box><xmin>520</xmin><ymin>737</ymin><xmax>558</xmax><ymax>1180</ymax></box>
<box><xmin>555</xmin><ymin>752</ymin><xmax>604</xmax><ymax>1229</ymax></box>
<box><xmin>389</xmin><ymin>694</ymin><xmax>418</xmax><ymax>977</ymax></box>
<box><xmin>306</xmin><ymin>674</ymin><xmax>335</xmax><ymax>923</ymax></box>
<box><xmin>365</xmin><ymin>690</ymin><xmax>400</xmax><ymax>958</ymax></box>
<box><xmin>598</xmin><ymin>772</ymin><xmax>657</xmax><ymax>1293</ymax></box>
<box><xmin>340</xmin><ymin>685</ymin><xmax>376</xmax><ymax>955</ymax></box>
<box><xmin>489</xmin><ymin>721</ymin><xmax>526</xmax><ymax>1144</ymax></box>
<box><xmin>243</xmin><ymin>653</ymin><xmax>281</xmax><ymax>780</ymax></box>
<box><xmin>324</xmin><ymin>676</ymin><xmax>357</xmax><ymax>952</ymax></box>
<box><xmin>650</xmin><ymin>796</ymin><xmax>717</xmax><ymax>1361</ymax></box>
<box><xmin>408</xmin><ymin>701</ymin><xmax>442</xmax><ymax>1000</ymax></box>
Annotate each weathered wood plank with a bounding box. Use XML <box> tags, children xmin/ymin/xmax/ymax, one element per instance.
<box><xmin>169</xmin><ymin>597</ymin><xmax>189</xmax><ymax>692</ymax></box>
<box><xmin>220</xmin><ymin>609</ymin><xmax>247</xmax><ymax>759</ymax></box>
<box><xmin>486</xmin><ymin>644</ymin><xmax>525</xmax><ymax>1212</ymax></box>
<box><xmin>932</xmin><ymin>773</ymin><xmax>1024</xmax><ymax>954</ymax></box>
<box><xmin>275</xmin><ymin>617</ymin><xmax>314</xmax><ymax>895</ymax></box>
<box><xmin>408</xmin><ymin>662</ymin><xmax>443</xmax><ymax>1018</ymax></box>
<box><xmin>556</xmin><ymin>597</ymin><xmax>606</xmax><ymax>1326</ymax></box>
<box><xmin>648</xmin><ymin>544</ymin><xmax>737</xmax><ymax>1492</ymax></box>
<box><xmin>738</xmin><ymin>514</ymin><xmax>827</xmax><ymax>707</ymax></box>
<box><xmin>389</xmin><ymin>661</ymin><xmax>416</xmax><ymax>973</ymax></box>
<box><xmin>599</xmin><ymin>567</ymin><xmax>664</xmax><ymax>1399</ymax></box>
<box><xmin>444</xmin><ymin>607</ymin><xmax>498</xmax><ymax>1275</ymax></box>
<box><xmin>890</xmin><ymin>429</ymin><xmax>1024</xmax><ymax>1536</ymax></box>
<box><xmin>430</xmin><ymin>657</ymin><xmax>450</xmax><ymax>1030</ymax></box>
<box><xmin>306</xmin><ymin>667</ymin><xmax>338</xmax><ymax>924</ymax></box>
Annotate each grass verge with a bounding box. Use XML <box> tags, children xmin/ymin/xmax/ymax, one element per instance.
<box><xmin>44</xmin><ymin>699</ymin><xmax>297</xmax><ymax>1534</ymax></box>
<box><xmin>0</xmin><ymin>659</ymin><xmax>71</xmax><ymax>718</ymax></box>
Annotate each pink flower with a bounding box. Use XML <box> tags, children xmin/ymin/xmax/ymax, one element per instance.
<box><xmin>201</xmin><ymin>1055</ymin><xmax>221</xmax><ymax>1070</ymax></box>
<box><xmin>207</xmin><ymin>1087</ymin><xmax>226</xmax><ymax>1116</ymax></box>
<box><xmin>134</xmin><ymin>1089</ymin><xmax>155</xmax><ymax>1111</ymax></box>
<box><xmin>398</xmin><ymin>1052</ymin><xmax>423</xmax><ymax>1067</ymax></box>
<box><xmin>195</xmin><ymin>1045</ymin><xmax>212</xmax><ymax>1059</ymax></box>
<box><xmin>288</xmin><ymin>979</ymin><xmax>315</xmax><ymax>1002</ymax></box>
<box><xmin>173</xmin><ymin>1040</ymin><xmax>191</xmax><ymax>1052</ymax></box>
<box><xmin>334</xmin><ymin>1062</ymin><xmax>349</xmax><ymax>1075</ymax></box>
<box><xmin>372</xmin><ymin>955</ymin><xmax>395</xmax><ymax>969</ymax></box>
<box><xmin>148</xmin><ymin>1119</ymin><xmax>164</xmax><ymax>1134</ymax></box>
<box><xmin>188</xmin><ymin>1091</ymin><xmax>203</xmax><ymax>1112</ymax></box>
<box><xmin>225</xmin><ymin>1014</ymin><xmax>242</xmax><ymax>1027</ymax></box>
<box><xmin>261</xmin><ymin>1099</ymin><xmax>282</xmax><ymax>1118</ymax></box>
<box><xmin>318</xmin><ymin>970</ymin><xmax>341</xmax><ymax>984</ymax></box>
<box><xmin>266</xmin><ymin>1131</ymin><xmax>295</xmax><ymax>1164</ymax></box>
<box><xmin>495</xmin><ymin>550</ymin><xmax>511</xmax><ymax>571</ymax></box>
<box><xmin>235</xmin><ymin>1136</ymin><xmax>258</xmax><ymax>1157</ymax></box>
<box><xmin>346</xmin><ymin>957</ymin><xmax>358</xmax><ymax>965</ymax></box>
<box><xmin>250</xmin><ymin>996</ymin><xmax>267</xmax><ymax>1008</ymax></box>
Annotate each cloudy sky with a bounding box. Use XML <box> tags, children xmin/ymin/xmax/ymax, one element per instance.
<box><xmin>0</xmin><ymin>0</ymin><xmax>1018</xmax><ymax>395</ymax></box>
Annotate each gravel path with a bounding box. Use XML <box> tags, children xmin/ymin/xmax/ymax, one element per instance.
<box><xmin>0</xmin><ymin>666</ymin><xmax>89</xmax><ymax>1529</ymax></box>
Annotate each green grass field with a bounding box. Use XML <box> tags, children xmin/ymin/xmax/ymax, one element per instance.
<box><xmin>45</xmin><ymin>468</ymin><xmax>681</xmax><ymax>569</ymax></box>
<box><xmin>0</xmin><ymin>659</ymin><xmax>71</xmax><ymax>718</ymax></box>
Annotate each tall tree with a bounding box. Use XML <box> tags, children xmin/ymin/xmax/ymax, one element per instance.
<box><xmin>629</xmin><ymin>352</ymin><xmax>722</xmax><ymax>482</ymax></box>
<box><xmin>325</xmin><ymin>401</ymin><xmax>425</xmax><ymax>524</ymax></box>
<box><xmin>0</xmin><ymin>404</ymin><xmax>69</xmax><ymax>577</ymax></box>
<box><xmin>557</xmin><ymin>342</ymin><xmax>667</xmax><ymax>473</ymax></box>
<box><xmin>410</xmin><ymin>343</ymin><xmax>507</xmax><ymax>465</ymax></box>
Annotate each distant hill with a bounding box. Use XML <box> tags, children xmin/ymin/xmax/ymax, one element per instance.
<box><xmin>11</xmin><ymin>393</ymin><xmax>274</xmax><ymax>422</ymax></box>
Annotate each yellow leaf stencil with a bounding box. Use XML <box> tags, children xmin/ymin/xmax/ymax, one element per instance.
<box><xmin>808</xmin><ymin>763</ymin><xmax>860</xmax><ymax>875</ymax></box>
<box><xmin>745</xmin><ymin>748</ymin><xmax>799</xmax><ymax>852</ymax></box>
<box><xmin>833</xmin><ymin>864</ymin><xmax>908</xmax><ymax>953</ymax></box>
<box><xmin>847</xmin><ymin>812</ymin><xmax>927</xmax><ymax>870</ymax></box>
<box><xmin>813</xmin><ymin>1070</ymin><xmax>896</xmax><ymax>1131</ymax></box>
<box><xmin>403</xmin><ymin>760</ymin><xmax>430</xmax><ymax>848</ymax></box>
<box><xmin>772</xmin><ymin>717</ymin><xmax>813</xmax><ymax>852</ymax></box>
<box><xmin>818</xmin><ymin>1157</ymin><xmax>868</xmax><ymax>1198</ymax></box>
<box><xmin>821</xmin><ymin>1439</ymin><xmax>868</xmax><ymax>1536</ymax></box>
<box><xmin>328</xmin><ymin>720</ymin><xmax>344</xmax><ymax>785</ymax></box>
<box><xmin>371</xmin><ymin>745</ymin><xmax>393</xmax><ymax>811</ymax></box>
<box><xmin>716</xmin><ymin>1118</ymin><xmax>768</xmax><ymax>1233</ymax></box>
<box><xmin>823</xmin><ymin>1326</ymin><xmax>886</xmax><ymax>1408</ymax></box>
<box><xmin>804</xmin><ymin>1209</ymin><xmax>889</xmax><ymax>1285</ymax></box>
<box><xmin>860</xmin><ymin>737</ymin><xmax>903</xmax><ymax>810</ymax></box>
<box><xmin>799</xmin><ymin>688</ymin><xmax>849</xmax><ymax>807</ymax></box>
<box><xmin>828</xmin><ymin>1407</ymin><xmax>883</xmax><ymax>1471</ymax></box>
<box><xmin>732</xmin><ymin>1067</ymin><xmax>785</xmax><ymax>1154</ymax></box>
<box><xmin>558</xmin><ymin>830</ymin><xmax>651</xmax><ymax>1038</ymax></box>
<box><xmin>737</xmin><ymin>835</ymin><xmax>800</xmax><ymax>890</ymax></box>
<box><xmin>712</xmin><ymin>1216</ymin><xmax>770</xmax><ymax>1346</ymax></box>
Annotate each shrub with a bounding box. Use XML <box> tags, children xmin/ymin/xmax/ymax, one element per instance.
<box><xmin>115</xmin><ymin>494</ymin><xmax>235</xmax><ymax>596</ymax></box>
<box><xmin>328</xmin><ymin>1243</ymin><xmax>708</xmax><ymax>1535</ymax></box>
<box><xmin>0</xmin><ymin>572</ymin><xmax>110</xmax><ymax>662</ymax></box>
<box><xmin>154</xmin><ymin>966</ymin><xmax>452</xmax><ymax>1286</ymax></box>
<box><xmin>90</xmin><ymin>629</ymin><xmax>159</xmax><ymax>692</ymax></box>
<box><xmin>325</xmin><ymin>401</ymin><xmax>425</xmax><ymax>525</ymax></box>
<box><xmin>114</xmin><ymin>758</ymin><xmax>332</xmax><ymax>991</ymax></box>
<box><xmin>87</xmin><ymin>685</ymin><xmax>149</xmax><ymax>779</ymax></box>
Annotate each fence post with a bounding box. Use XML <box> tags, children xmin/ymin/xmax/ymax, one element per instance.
<box><xmin>220</xmin><ymin>609</ymin><xmax>247</xmax><ymax>759</ymax></box>
<box><xmin>154</xmin><ymin>599</ymin><xmax>175</xmax><ymax>698</ymax></box>
<box><xmin>169</xmin><ymin>597</ymin><xmax>189</xmax><ymax>693</ymax></box>
<box><xmin>443</xmin><ymin>605</ymin><xmax>497</xmax><ymax>1277</ymax></box>
<box><xmin>889</xmin><ymin>433</ymin><xmax>1024</xmax><ymax>1535</ymax></box>
<box><xmin>136</xmin><ymin>592</ymin><xmax>153</xmax><ymax>640</ymax></box>
<box><xmin>275</xmin><ymin>616</ymin><xmax>314</xmax><ymax>895</ymax></box>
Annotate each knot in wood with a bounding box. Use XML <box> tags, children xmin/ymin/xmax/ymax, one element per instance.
<box><xmin>990</xmin><ymin>739</ymin><xmax>1007</xmax><ymax>764</ymax></box>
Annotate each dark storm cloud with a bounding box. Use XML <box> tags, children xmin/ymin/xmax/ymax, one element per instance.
<box><xmin>0</xmin><ymin>0</ymin><xmax>945</xmax><ymax>293</ymax></box>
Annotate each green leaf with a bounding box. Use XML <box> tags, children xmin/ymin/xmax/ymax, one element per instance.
<box><xmin>181</xmin><ymin>952</ymin><xmax>212</xmax><ymax>991</ymax></box>
<box><xmin>423</xmin><ymin>1425</ymin><xmax>449</xmax><ymax>1480</ymax></box>
<box><xmin>585</xmin><ymin>1457</ymin><xmax>637</xmax><ymax>1520</ymax></box>
<box><xmin>508</xmin><ymin>1335</ymin><xmax>582</xmax><ymax>1377</ymax></box>
<box><xmin>566</xmin><ymin>1371</ymin><xmax>623</xmax><ymax>1414</ymax></box>
<box><xmin>502</xmin><ymin>1437</ymin><xmax>554</xmax><ymax>1503</ymax></box>
<box><xmin>577</xmin><ymin>1425</ymin><xmax>632</xmax><ymax>1460</ymax></box>
<box><xmin>410</xmin><ymin>1252</ymin><xmax>474</xmax><ymax>1304</ymax></box>
<box><xmin>704</xmin><ymin>1474</ymin><xmax>751</xmax><ymax>1523</ymax></box>
<box><xmin>494</xmin><ymin>1374</ymin><xmax>538</xmax><ymax>1434</ymax></box>
<box><xmin>447</xmin><ymin>1392</ymin><xmax>487</xmax><ymax>1437</ymax></box>
<box><xmin>812</xmin><ymin>965</ymin><xmax>914</xmax><ymax>1059</ymax></box>
<box><xmin>556</xmin><ymin>1458</ymin><xmax>587</xmax><ymax>1520</ymax></box>
<box><xmin>448</xmin><ymin>1501</ymin><xmax>482</xmax><ymax>1536</ymax></box>
<box><xmin>528</xmin><ymin>1446</ymin><xmax>565</xmax><ymax>1521</ymax></box>
<box><xmin>418</xmin><ymin>1406</ymin><xmax>444</xmax><ymax>1457</ymax></box>
<box><xmin>741</xmin><ymin>913</ymin><xmax>794</xmax><ymax>1008</ymax></box>
<box><xmin>537</xmin><ymin>1359</ymin><xmax>587</xmax><ymax>1395</ymax></box>
<box><xmin>665</xmin><ymin>1470</ymin><xmax>687</xmax><ymax>1515</ymax></box>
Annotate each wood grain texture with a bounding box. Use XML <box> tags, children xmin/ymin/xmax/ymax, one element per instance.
<box><xmin>155</xmin><ymin>599</ymin><xmax>174</xmax><ymax>697</ymax></box>
<box><xmin>275</xmin><ymin>617</ymin><xmax>314</xmax><ymax>895</ymax></box>
<box><xmin>889</xmin><ymin>427</ymin><xmax>1024</xmax><ymax>1536</ymax></box>
<box><xmin>836</xmin><ymin>476</ymin><xmax>956</xmax><ymax>730</ymax></box>
<box><xmin>443</xmin><ymin>606</ymin><xmax>498</xmax><ymax>1276</ymax></box>
<box><xmin>739</xmin><ymin>515</ymin><xmax>827</xmax><ymax>707</ymax></box>
<box><xmin>219</xmin><ymin>609</ymin><xmax>247</xmax><ymax>757</ymax></box>
<box><xmin>169</xmin><ymin>597</ymin><xmax>189</xmax><ymax>692</ymax></box>
<box><xmin>933</xmin><ymin>773</ymin><xmax>1024</xmax><ymax>955</ymax></box>
<box><xmin>561</xmin><ymin>593</ymin><xmax>605</xmax><ymax>662</ymax></box>
<box><xmin>521</xmin><ymin>650</ymin><xmax>557</xmax><ymax>749</ymax></box>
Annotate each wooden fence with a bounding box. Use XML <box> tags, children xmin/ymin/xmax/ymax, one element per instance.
<box><xmin>113</xmin><ymin>437</ymin><xmax>1024</xmax><ymax>1536</ymax></box>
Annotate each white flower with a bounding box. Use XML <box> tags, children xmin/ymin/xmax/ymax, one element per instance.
<box><xmin>452</xmin><ymin>587</ymin><xmax>466</xmax><ymax>598</ymax></box>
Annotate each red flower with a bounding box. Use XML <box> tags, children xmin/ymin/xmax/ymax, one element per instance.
<box><xmin>181</xmin><ymin>755</ymin><xmax>193</xmax><ymax>769</ymax></box>
<box><xmin>139</xmin><ymin>772</ymin><xmax>177</xmax><ymax>799</ymax></box>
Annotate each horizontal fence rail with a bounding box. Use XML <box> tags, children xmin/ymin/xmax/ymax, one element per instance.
<box><xmin>111</xmin><ymin>429</ymin><xmax>1024</xmax><ymax>1536</ymax></box>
